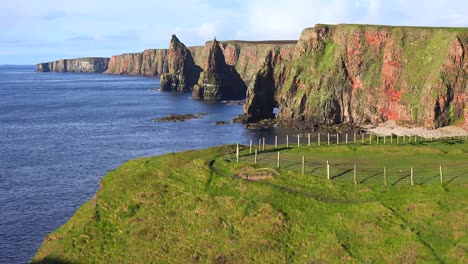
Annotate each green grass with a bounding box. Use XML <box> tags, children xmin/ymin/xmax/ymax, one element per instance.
<box><xmin>32</xmin><ymin>142</ymin><xmax>468</xmax><ymax>263</ymax></box>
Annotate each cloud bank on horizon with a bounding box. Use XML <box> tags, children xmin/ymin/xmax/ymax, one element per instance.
<box><xmin>1</xmin><ymin>0</ymin><xmax>467</xmax><ymax>64</ymax></box>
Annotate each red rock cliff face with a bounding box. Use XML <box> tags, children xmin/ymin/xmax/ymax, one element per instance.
<box><xmin>243</xmin><ymin>24</ymin><xmax>467</xmax><ymax>129</ymax></box>
<box><xmin>105</xmin><ymin>40</ymin><xmax>296</xmax><ymax>82</ymax></box>
<box><xmin>105</xmin><ymin>49</ymin><xmax>169</xmax><ymax>76</ymax></box>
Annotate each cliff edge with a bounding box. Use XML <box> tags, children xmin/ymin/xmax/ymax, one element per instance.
<box><xmin>243</xmin><ymin>24</ymin><xmax>467</xmax><ymax>129</ymax></box>
<box><xmin>36</xmin><ymin>57</ymin><xmax>110</xmax><ymax>73</ymax></box>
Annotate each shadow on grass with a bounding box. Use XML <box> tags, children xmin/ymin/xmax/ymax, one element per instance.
<box><xmin>331</xmin><ymin>169</ymin><xmax>353</xmax><ymax>180</ymax></box>
<box><xmin>446</xmin><ymin>171</ymin><xmax>468</xmax><ymax>183</ymax></box>
<box><xmin>360</xmin><ymin>172</ymin><xmax>380</xmax><ymax>184</ymax></box>
<box><xmin>30</xmin><ymin>257</ymin><xmax>74</xmax><ymax>264</ymax></box>
<box><xmin>392</xmin><ymin>173</ymin><xmax>410</xmax><ymax>186</ymax></box>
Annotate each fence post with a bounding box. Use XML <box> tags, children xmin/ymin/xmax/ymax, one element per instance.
<box><xmin>346</xmin><ymin>133</ymin><xmax>348</xmax><ymax>144</ymax></box>
<box><xmin>277</xmin><ymin>152</ymin><xmax>280</xmax><ymax>168</ymax></box>
<box><xmin>308</xmin><ymin>133</ymin><xmax>311</xmax><ymax>147</ymax></box>
<box><xmin>298</xmin><ymin>134</ymin><xmax>300</xmax><ymax>148</ymax></box>
<box><xmin>409</xmin><ymin>135</ymin><xmax>411</xmax><ymax>143</ymax></box>
<box><xmin>397</xmin><ymin>136</ymin><xmax>399</xmax><ymax>144</ymax></box>
<box><xmin>384</xmin><ymin>135</ymin><xmax>386</xmax><ymax>145</ymax></box>
<box><xmin>384</xmin><ymin>167</ymin><xmax>387</xmax><ymax>187</ymax></box>
<box><xmin>262</xmin><ymin>137</ymin><xmax>265</xmax><ymax>151</ymax></box>
<box><xmin>258</xmin><ymin>138</ymin><xmax>261</xmax><ymax>150</ymax></box>
<box><xmin>286</xmin><ymin>135</ymin><xmax>289</xmax><ymax>148</ymax></box>
<box><xmin>391</xmin><ymin>135</ymin><xmax>393</xmax><ymax>144</ymax></box>
<box><xmin>275</xmin><ymin>136</ymin><xmax>277</xmax><ymax>149</ymax></box>
<box><xmin>377</xmin><ymin>135</ymin><xmax>379</xmax><ymax>145</ymax></box>
<box><xmin>318</xmin><ymin>133</ymin><xmax>321</xmax><ymax>146</ymax></box>
<box><xmin>327</xmin><ymin>160</ymin><xmax>330</xmax><ymax>180</ymax></box>
<box><xmin>403</xmin><ymin>135</ymin><xmax>406</xmax><ymax>143</ymax></box>
<box><xmin>254</xmin><ymin>149</ymin><xmax>257</xmax><ymax>164</ymax></box>
<box><xmin>354</xmin><ymin>133</ymin><xmax>356</xmax><ymax>143</ymax></box>
<box><xmin>249</xmin><ymin>139</ymin><xmax>252</xmax><ymax>154</ymax></box>
<box><xmin>354</xmin><ymin>165</ymin><xmax>357</xmax><ymax>185</ymax></box>
<box><xmin>439</xmin><ymin>165</ymin><xmax>443</xmax><ymax>184</ymax></box>
<box><xmin>302</xmin><ymin>156</ymin><xmax>305</xmax><ymax>175</ymax></box>
<box><xmin>337</xmin><ymin>133</ymin><xmax>339</xmax><ymax>145</ymax></box>
<box><xmin>410</xmin><ymin>166</ymin><xmax>414</xmax><ymax>186</ymax></box>
<box><xmin>370</xmin><ymin>134</ymin><xmax>372</xmax><ymax>144</ymax></box>
<box><xmin>236</xmin><ymin>142</ymin><xmax>239</xmax><ymax>163</ymax></box>
<box><xmin>328</xmin><ymin>133</ymin><xmax>330</xmax><ymax>146</ymax></box>
<box><xmin>362</xmin><ymin>133</ymin><xmax>364</xmax><ymax>144</ymax></box>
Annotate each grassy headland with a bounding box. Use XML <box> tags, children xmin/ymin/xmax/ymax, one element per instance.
<box><xmin>32</xmin><ymin>141</ymin><xmax>467</xmax><ymax>263</ymax></box>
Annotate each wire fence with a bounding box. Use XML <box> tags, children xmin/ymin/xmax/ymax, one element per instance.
<box><xmin>231</xmin><ymin>134</ymin><xmax>468</xmax><ymax>187</ymax></box>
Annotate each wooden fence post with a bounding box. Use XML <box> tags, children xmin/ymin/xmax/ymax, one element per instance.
<box><xmin>397</xmin><ymin>136</ymin><xmax>399</xmax><ymax>144</ymax></box>
<box><xmin>328</xmin><ymin>133</ymin><xmax>330</xmax><ymax>146</ymax></box>
<box><xmin>370</xmin><ymin>134</ymin><xmax>372</xmax><ymax>144</ymax></box>
<box><xmin>302</xmin><ymin>156</ymin><xmax>305</xmax><ymax>175</ymax></box>
<box><xmin>439</xmin><ymin>165</ymin><xmax>443</xmax><ymax>183</ymax></box>
<box><xmin>384</xmin><ymin>135</ymin><xmax>386</xmax><ymax>145</ymax></box>
<box><xmin>362</xmin><ymin>134</ymin><xmax>364</xmax><ymax>144</ymax></box>
<box><xmin>298</xmin><ymin>134</ymin><xmax>300</xmax><ymax>148</ymax></box>
<box><xmin>318</xmin><ymin>133</ymin><xmax>321</xmax><ymax>146</ymax></box>
<box><xmin>249</xmin><ymin>139</ymin><xmax>252</xmax><ymax>154</ymax></box>
<box><xmin>275</xmin><ymin>136</ymin><xmax>277</xmax><ymax>149</ymax></box>
<box><xmin>346</xmin><ymin>133</ymin><xmax>348</xmax><ymax>144</ymax></box>
<box><xmin>236</xmin><ymin>142</ymin><xmax>239</xmax><ymax>163</ymax></box>
<box><xmin>384</xmin><ymin>167</ymin><xmax>387</xmax><ymax>187</ymax></box>
<box><xmin>254</xmin><ymin>149</ymin><xmax>257</xmax><ymax>164</ymax></box>
<box><xmin>403</xmin><ymin>135</ymin><xmax>406</xmax><ymax>143</ymax></box>
<box><xmin>410</xmin><ymin>166</ymin><xmax>414</xmax><ymax>186</ymax></box>
<box><xmin>391</xmin><ymin>135</ymin><xmax>393</xmax><ymax>144</ymax></box>
<box><xmin>354</xmin><ymin>165</ymin><xmax>357</xmax><ymax>185</ymax></box>
<box><xmin>337</xmin><ymin>133</ymin><xmax>339</xmax><ymax>145</ymax></box>
<box><xmin>327</xmin><ymin>160</ymin><xmax>330</xmax><ymax>180</ymax></box>
<box><xmin>277</xmin><ymin>152</ymin><xmax>280</xmax><ymax>168</ymax></box>
<box><xmin>354</xmin><ymin>133</ymin><xmax>356</xmax><ymax>143</ymax></box>
<box><xmin>377</xmin><ymin>135</ymin><xmax>379</xmax><ymax>145</ymax></box>
<box><xmin>258</xmin><ymin>138</ymin><xmax>261</xmax><ymax>150</ymax></box>
<box><xmin>286</xmin><ymin>135</ymin><xmax>289</xmax><ymax>148</ymax></box>
<box><xmin>308</xmin><ymin>133</ymin><xmax>311</xmax><ymax>147</ymax></box>
<box><xmin>262</xmin><ymin>137</ymin><xmax>265</xmax><ymax>151</ymax></box>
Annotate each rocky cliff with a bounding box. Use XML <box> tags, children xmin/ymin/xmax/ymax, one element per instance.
<box><xmin>160</xmin><ymin>35</ymin><xmax>201</xmax><ymax>91</ymax></box>
<box><xmin>192</xmin><ymin>39</ymin><xmax>247</xmax><ymax>100</ymax></box>
<box><xmin>243</xmin><ymin>24</ymin><xmax>467</xmax><ymax>129</ymax></box>
<box><xmin>36</xmin><ymin>57</ymin><xmax>110</xmax><ymax>73</ymax></box>
<box><xmin>104</xmin><ymin>39</ymin><xmax>296</xmax><ymax>82</ymax></box>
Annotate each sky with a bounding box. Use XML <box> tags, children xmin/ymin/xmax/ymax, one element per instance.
<box><xmin>1</xmin><ymin>0</ymin><xmax>467</xmax><ymax>64</ymax></box>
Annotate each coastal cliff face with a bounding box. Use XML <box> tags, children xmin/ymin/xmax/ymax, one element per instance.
<box><xmin>36</xmin><ymin>58</ymin><xmax>110</xmax><ymax>73</ymax></box>
<box><xmin>192</xmin><ymin>39</ymin><xmax>247</xmax><ymax>100</ymax></box>
<box><xmin>160</xmin><ymin>35</ymin><xmax>201</xmax><ymax>91</ymax></box>
<box><xmin>104</xmin><ymin>39</ymin><xmax>296</xmax><ymax>82</ymax></box>
<box><xmin>104</xmin><ymin>49</ymin><xmax>169</xmax><ymax>76</ymax></box>
<box><xmin>243</xmin><ymin>24</ymin><xmax>467</xmax><ymax>129</ymax></box>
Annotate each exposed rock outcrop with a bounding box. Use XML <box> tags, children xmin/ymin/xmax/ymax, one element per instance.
<box><xmin>160</xmin><ymin>35</ymin><xmax>201</xmax><ymax>91</ymax></box>
<box><xmin>36</xmin><ymin>58</ymin><xmax>110</xmax><ymax>73</ymax></box>
<box><xmin>192</xmin><ymin>39</ymin><xmax>247</xmax><ymax>100</ymax></box>
<box><xmin>104</xmin><ymin>49</ymin><xmax>169</xmax><ymax>76</ymax></box>
<box><xmin>243</xmin><ymin>24</ymin><xmax>468</xmax><ymax>129</ymax></box>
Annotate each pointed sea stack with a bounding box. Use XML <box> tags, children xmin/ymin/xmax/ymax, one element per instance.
<box><xmin>160</xmin><ymin>35</ymin><xmax>201</xmax><ymax>91</ymax></box>
<box><xmin>192</xmin><ymin>38</ymin><xmax>247</xmax><ymax>100</ymax></box>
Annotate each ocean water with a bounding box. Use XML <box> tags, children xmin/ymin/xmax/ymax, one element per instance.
<box><xmin>0</xmin><ymin>66</ymin><xmax>295</xmax><ymax>263</ymax></box>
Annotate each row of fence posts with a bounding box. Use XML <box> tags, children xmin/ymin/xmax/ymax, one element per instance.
<box><xmin>245</xmin><ymin>133</ymin><xmax>467</xmax><ymax>151</ymax></box>
<box><xmin>237</xmin><ymin>138</ymin><xmax>454</xmax><ymax>186</ymax></box>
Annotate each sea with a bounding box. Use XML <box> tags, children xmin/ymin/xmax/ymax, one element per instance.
<box><xmin>0</xmin><ymin>65</ymin><xmax>296</xmax><ymax>263</ymax></box>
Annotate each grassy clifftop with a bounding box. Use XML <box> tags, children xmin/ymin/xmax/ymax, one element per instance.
<box><xmin>33</xmin><ymin>142</ymin><xmax>467</xmax><ymax>263</ymax></box>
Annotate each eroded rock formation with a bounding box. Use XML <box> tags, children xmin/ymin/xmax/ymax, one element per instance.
<box><xmin>192</xmin><ymin>39</ymin><xmax>247</xmax><ymax>100</ymax></box>
<box><xmin>243</xmin><ymin>24</ymin><xmax>467</xmax><ymax>129</ymax></box>
<box><xmin>160</xmin><ymin>35</ymin><xmax>201</xmax><ymax>91</ymax></box>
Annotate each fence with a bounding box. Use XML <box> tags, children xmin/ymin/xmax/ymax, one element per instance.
<box><xmin>232</xmin><ymin>133</ymin><xmax>468</xmax><ymax>187</ymax></box>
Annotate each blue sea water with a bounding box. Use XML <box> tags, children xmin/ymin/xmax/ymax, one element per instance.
<box><xmin>0</xmin><ymin>65</ymin><xmax>295</xmax><ymax>263</ymax></box>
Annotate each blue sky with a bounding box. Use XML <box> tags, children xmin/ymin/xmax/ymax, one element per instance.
<box><xmin>1</xmin><ymin>0</ymin><xmax>467</xmax><ymax>64</ymax></box>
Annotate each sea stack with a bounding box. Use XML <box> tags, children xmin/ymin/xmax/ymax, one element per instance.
<box><xmin>160</xmin><ymin>35</ymin><xmax>201</xmax><ymax>91</ymax></box>
<box><xmin>192</xmin><ymin>38</ymin><xmax>247</xmax><ymax>100</ymax></box>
